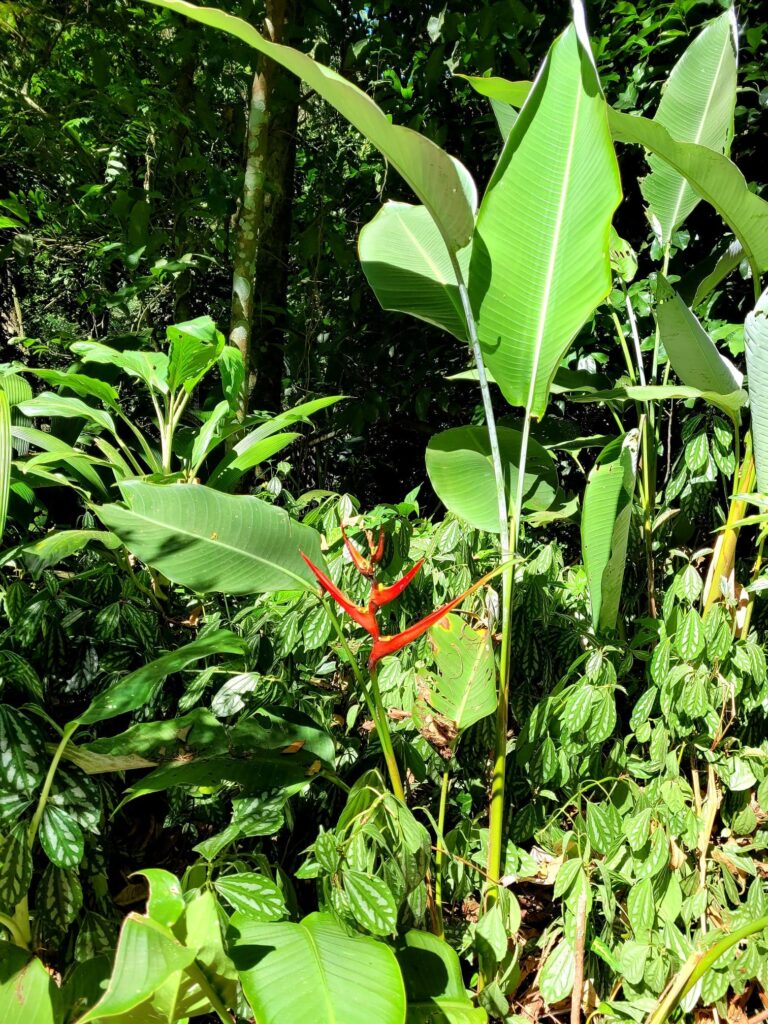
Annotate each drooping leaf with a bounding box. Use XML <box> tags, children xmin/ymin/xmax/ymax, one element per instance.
<box><xmin>96</xmin><ymin>481</ymin><xmax>325</xmax><ymax>594</ymax></box>
<box><xmin>422</xmin><ymin>614</ymin><xmax>496</xmax><ymax>734</ymax></box>
<box><xmin>18</xmin><ymin>529</ymin><xmax>121</xmax><ymax>578</ymax></box>
<box><xmin>745</xmin><ymin>287</ymin><xmax>768</xmax><ymax>491</ymax></box>
<box><xmin>133</xmin><ymin>869</ymin><xmax>185</xmax><ymax>928</ymax></box>
<box><xmin>71</xmin><ymin>341</ymin><xmax>170</xmax><ymax>393</ymax></box>
<box><xmin>16</xmin><ymin>392</ymin><xmax>116</xmax><ymax>435</ymax></box>
<box><xmin>656</xmin><ymin>276</ymin><xmax>742</xmax><ymax>395</ymax></box>
<box><xmin>640</xmin><ymin>11</ymin><xmax>737</xmax><ymax>244</ymax></box>
<box><xmin>426</xmin><ymin>425</ymin><xmax>558</xmax><ymax>533</ymax></box>
<box><xmin>468</xmin><ymin>14</ymin><xmax>621</xmax><ymax>416</ymax></box>
<box><xmin>609</xmin><ymin>109</ymin><xmax>768</xmax><ymax>281</ymax></box>
<box><xmin>143</xmin><ymin>0</ymin><xmax>473</xmax><ymax>254</ymax></box>
<box><xmin>359</xmin><ymin>202</ymin><xmax>471</xmax><ymax>341</ymax></box>
<box><xmin>572</xmin><ymin>383</ymin><xmax>747</xmax><ymax>420</ymax></box>
<box><xmin>26</xmin><ymin>369</ymin><xmax>119</xmax><ymax>409</ymax></box>
<box><xmin>77</xmin><ymin>630</ymin><xmax>245</xmax><ymax>726</ymax></box>
<box><xmin>229</xmin><ymin>911</ymin><xmax>407</xmax><ymax>1024</ymax></box>
<box><xmin>582</xmin><ymin>431</ymin><xmax>640</xmax><ymax>631</ymax></box>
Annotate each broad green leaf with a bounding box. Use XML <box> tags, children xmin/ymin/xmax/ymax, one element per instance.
<box><xmin>143</xmin><ymin>0</ymin><xmax>473</xmax><ymax>254</ymax></box>
<box><xmin>0</xmin><ymin>390</ymin><xmax>9</xmax><ymax>541</ymax></box>
<box><xmin>77</xmin><ymin>630</ymin><xmax>245</xmax><ymax>725</ymax></box>
<box><xmin>344</xmin><ymin>870</ymin><xmax>398</xmax><ymax>935</ymax></box>
<box><xmin>0</xmin><ymin>950</ymin><xmax>61</xmax><ymax>1024</ymax></box>
<box><xmin>426</xmin><ymin>425</ymin><xmax>557</xmax><ymax>533</ymax></box>
<box><xmin>78</xmin><ymin>914</ymin><xmax>196</xmax><ymax>1022</ymax></box>
<box><xmin>468</xmin><ymin>17</ymin><xmax>621</xmax><ymax>416</ymax></box>
<box><xmin>133</xmin><ymin>869</ymin><xmax>185</xmax><ymax>928</ymax></box>
<box><xmin>641</xmin><ymin>12</ymin><xmax>737</xmax><ymax>244</ymax></box>
<box><xmin>690</xmin><ymin>239</ymin><xmax>744</xmax><ymax>306</ymax></box>
<box><xmin>39</xmin><ymin>805</ymin><xmax>84</xmax><ymax>869</ymax></box>
<box><xmin>423</xmin><ymin>614</ymin><xmax>496</xmax><ymax>733</ymax></box>
<box><xmin>359</xmin><ymin>202</ymin><xmax>471</xmax><ymax>341</ymax></box>
<box><xmin>539</xmin><ymin>940</ymin><xmax>575</xmax><ymax>1004</ymax></box>
<box><xmin>189</xmin><ymin>399</ymin><xmax>230</xmax><ymax>473</ymax></box>
<box><xmin>71</xmin><ymin>341</ymin><xmax>169</xmax><ymax>393</ymax></box>
<box><xmin>18</xmin><ymin>529</ymin><xmax>121</xmax><ymax>578</ymax></box>
<box><xmin>97</xmin><ymin>480</ymin><xmax>324</xmax><ymax>594</ymax></box>
<box><xmin>213</xmin><ymin>872</ymin><xmax>285</xmax><ymax>920</ymax></box>
<box><xmin>166</xmin><ymin>315</ymin><xmax>224</xmax><ymax>393</ymax></box>
<box><xmin>656</xmin><ymin>277</ymin><xmax>742</xmax><ymax>395</ymax></box>
<box><xmin>609</xmin><ymin>108</ymin><xmax>768</xmax><ymax>280</ymax></box>
<box><xmin>581</xmin><ymin>431</ymin><xmax>639</xmax><ymax>631</ymax></box>
<box><xmin>16</xmin><ymin>392</ymin><xmax>116</xmax><ymax>435</ymax></box>
<box><xmin>36</xmin><ymin>864</ymin><xmax>82</xmax><ymax>932</ymax></box>
<box><xmin>230</xmin><ymin>911</ymin><xmax>407</xmax><ymax>1024</ymax></box>
<box><xmin>397</xmin><ymin>930</ymin><xmax>487</xmax><ymax>1023</ymax></box>
<box><xmin>745</xmin><ymin>288</ymin><xmax>768</xmax><ymax>491</ymax></box>
<box><xmin>27</xmin><ymin>369</ymin><xmax>119</xmax><ymax>409</ymax></box>
<box><xmin>0</xmin><ymin>823</ymin><xmax>32</xmax><ymax>908</ymax></box>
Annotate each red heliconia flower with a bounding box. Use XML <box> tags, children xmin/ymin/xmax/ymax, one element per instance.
<box><xmin>369</xmin><ymin>529</ymin><xmax>386</xmax><ymax>564</ymax></box>
<box><xmin>302</xmin><ymin>548</ymin><xmax>498</xmax><ymax>670</ymax></box>
<box><xmin>341</xmin><ymin>525</ymin><xmax>375</xmax><ymax>579</ymax></box>
<box><xmin>300</xmin><ymin>554</ymin><xmax>379</xmax><ymax>637</ymax></box>
<box><xmin>371</xmin><ymin>560</ymin><xmax>423</xmax><ymax>608</ymax></box>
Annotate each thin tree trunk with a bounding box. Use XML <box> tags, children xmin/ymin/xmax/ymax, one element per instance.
<box><xmin>229</xmin><ymin>0</ymin><xmax>293</xmax><ymax>416</ymax></box>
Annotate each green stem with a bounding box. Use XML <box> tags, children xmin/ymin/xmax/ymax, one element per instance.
<box><xmin>184</xmin><ymin>962</ymin><xmax>233</xmax><ymax>1024</ymax></box>
<box><xmin>434</xmin><ymin>767</ymin><xmax>450</xmax><ymax>941</ymax></box>
<box><xmin>28</xmin><ymin>721</ymin><xmax>79</xmax><ymax>848</ymax></box>
<box><xmin>650</xmin><ymin>245</ymin><xmax>671</xmax><ymax>384</ymax></box>
<box><xmin>450</xmin><ymin>258</ymin><xmax>514</xmax><ymax>909</ymax></box>
<box><xmin>368</xmin><ymin>664</ymin><xmax>405</xmax><ymax>803</ymax></box>
<box><xmin>0</xmin><ymin>911</ymin><xmax>28</xmax><ymax>948</ymax></box>
<box><xmin>324</xmin><ymin>602</ymin><xmax>404</xmax><ymax>801</ymax></box>
<box><xmin>645</xmin><ymin>916</ymin><xmax>768</xmax><ymax>1024</ymax></box>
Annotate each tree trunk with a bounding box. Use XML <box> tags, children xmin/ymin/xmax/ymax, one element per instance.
<box><xmin>229</xmin><ymin>0</ymin><xmax>296</xmax><ymax>416</ymax></box>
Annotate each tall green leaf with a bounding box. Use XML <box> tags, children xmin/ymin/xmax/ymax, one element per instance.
<box><xmin>582</xmin><ymin>431</ymin><xmax>639</xmax><ymax>631</ymax></box>
<box><xmin>745</xmin><ymin>287</ymin><xmax>768</xmax><ymax>491</ymax></box>
<box><xmin>142</xmin><ymin>0</ymin><xmax>472</xmax><ymax>254</ymax></box>
<box><xmin>425</xmin><ymin>425</ymin><xmax>557</xmax><ymax>533</ymax></box>
<box><xmin>469</xmin><ymin>17</ymin><xmax>621</xmax><ymax>416</ymax></box>
<box><xmin>397</xmin><ymin>930</ymin><xmax>487</xmax><ymax>1023</ymax></box>
<box><xmin>16</xmin><ymin>392</ymin><xmax>116</xmax><ymax>436</ymax></box>
<box><xmin>656</xmin><ymin>276</ymin><xmax>742</xmax><ymax>395</ymax></box>
<box><xmin>229</xmin><ymin>911</ymin><xmax>407</xmax><ymax>1024</ymax></box>
<box><xmin>0</xmin><ymin>951</ymin><xmax>61</xmax><ymax>1024</ymax></box>
<box><xmin>641</xmin><ymin>11</ymin><xmax>738</xmax><ymax>245</ymax></box>
<box><xmin>0</xmin><ymin>389</ymin><xmax>10</xmax><ymax>541</ymax></box>
<box><xmin>96</xmin><ymin>481</ymin><xmax>325</xmax><ymax>594</ymax></box>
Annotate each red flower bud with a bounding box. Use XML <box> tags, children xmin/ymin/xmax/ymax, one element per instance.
<box><xmin>371</xmin><ymin>560</ymin><xmax>424</xmax><ymax>608</ymax></box>
<box><xmin>301</xmin><ymin>553</ymin><xmax>379</xmax><ymax>637</ymax></box>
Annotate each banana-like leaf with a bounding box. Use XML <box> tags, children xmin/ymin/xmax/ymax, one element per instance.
<box><xmin>609</xmin><ymin>109</ymin><xmax>768</xmax><ymax>280</ymax></box>
<box><xmin>18</xmin><ymin>529</ymin><xmax>121</xmax><ymax>578</ymax></box>
<box><xmin>423</xmin><ymin>614</ymin><xmax>496</xmax><ymax>734</ymax></box>
<box><xmin>96</xmin><ymin>480</ymin><xmax>325</xmax><ymax>594</ymax></box>
<box><xmin>641</xmin><ymin>11</ymin><xmax>737</xmax><ymax>244</ymax></box>
<box><xmin>464</xmin><ymin>75</ymin><xmax>768</xmax><ymax>283</ymax></box>
<box><xmin>397</xmin><ymin>930</ymin><xmax>487</xmax><ymax>1023</ymax></box>
<box><xmin>0</xmin><ymin>390</ymin><xmax>9</xmax><ymax>541</ymax></box>
<box><xmin>582</xmin><ymin>431</ymin><xmax>639</xmax><ymax>632</ymax></box>
<box><xmin>745</xmin><ymin>288</ymin><xmax>768</xmax><ymax>491</ymax></box>
<box><xmin>16</xmin><ymin>391</ymin><xmax>116</xmax><ymax>435</ymax></box>
<box><xmin>142</xmin><ymin>0</ymin><xmax>472</xmax><ymax>254</ymax></box>
<box><xmin>425</xmin><ymin>425</ymin><xmax>558</xmax><ymax>533</ymax></box>
<box><xmin>656</xmin><ymin>275</ymin><xmax>743</xmax><ymax>394</ymax></box>
<box><xmin>469</xmin><ymin>16</ymin><xmax>621</xmax><ymax>416</ymax></box>
<box><xmin>230</xmin><ymin>911</ymin><xmax>407</xmax><ymax>1024</ymax></box>
<box><xmin>0</xmin><ymin>949</ymin><xmax>61</xmax><ymax>1024</ymax></box>
<box><xmin>25</xmin><ymin>369</ymin><xmax>119</xmax><ymax>409</ymax></box>
<box><xmin>359</xmin><ymin>202</ymin><xmax>471</xmax><ymax>341</ymax></box>
<box><xmin>681</xmin><ymin>238</ymin><xmax>744</xmax><ymax>306</ymax></box>
<box><xmin>571</xmin><ymin>383</ymin><xmax>747</xmax><ymax>420</ymax></box>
